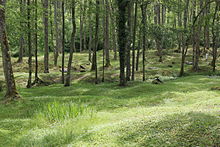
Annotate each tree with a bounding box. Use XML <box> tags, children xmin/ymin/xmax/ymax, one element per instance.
<box><xmin>33</xmin><ymin>0</ymin><xmax>41</xmax><ymax>83</ymax></box>
<box><xmin>43</xmin><ymin>0</ymin><xmax>49</xmax><ymax>73</ymax></box>
<box><xmin>17</xmin><ymin>0</ymin><xmax>24</xmax><ymax>63</ymax></box>
<box><xmin>117</xmin><ymin>0</ymin><xmax>127</xmax><ymax>86</ymax></box>
<box><xmin>26</xmin><ymin>0</ymin><xmax>32</xmax><ymax>88</ymax></box>
<box><xmin>61</xmin><ymin>0</ymin><xmax>65</xmax><ymax>84</ymax></box>
<box><xmin>179</xmin><ymin>0</ymin><xmax>190</xmax><ymax>77</ymax></box>
<box><xmin>131</xmin><ymin>1</ymin><xmax>138</xmax><ymax>81</ymax></box>
<box><xmin>54</xmin><ymin>0</ymin><xmax>60</xmax><ymax>66</ymax></box>
<box><xmin>104</xmin><ymin>0</ymin><xmax>111</xmax><ymax>67</ymax></box>
<box><xmin>126</xmin><ymin>1</ymin><xmax>132</xmax><ymax>81</ymax></box>
<box><xmin>141</xmin><ymin>1</ymin><xmax>147</xmax><ymax>81</ymax></box>
<box><xmin>211</xmin><ymin>2</ymin><xmax>219</xmax><ymax>72</ymax></box>
<box><xmin>65</xmin><ymin>0</ymin><xmax>76</xmax><ymax>87</ymax></box>
<box><xmin>93</xmin><ymin>0</ymin><xmax>100</xmax><ymax>84</ymax></box>
<box><xmin>0</xmin><ymin>0</ymin><xmax>20</xmax><ymax>100</ymax></box>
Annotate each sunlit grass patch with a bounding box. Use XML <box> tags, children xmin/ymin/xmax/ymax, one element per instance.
<box><xmin>36</xmin><ymin>101</ymin><xmax>96</xmax><ymax>122</ymax></box>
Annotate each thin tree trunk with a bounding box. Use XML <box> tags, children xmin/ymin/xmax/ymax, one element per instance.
<box><xmin>117</xmin><ymin>0</ymin><xmax>127</xmax><ymax>86</ymax></box>
<box><xmin>0</xmin><ymin>0</ymin><xmax>20</xmax><ymax>100</ymax></box>
<box><xmin>126</xmin><ymin>1</ymin><xmax>132</xmax><ymax>81</ymax></box>
<box><xmin>79</xmin><ymin>1</ymin><xmax>84</xmax><ymax>52</ymax></box>
<box><xmin>43</xmin><ymin>0</ymin><xmax>49</xmax><ymax>73</ymax></box>
<box><xmin>136</xmin><ymin>28</ymin><xmax>141</xmax><ymax>71</ymax></box>
<box><xmin>88</xmin><ymin>2</ymin><xmax>92</xmax><ymax>62</ymax></box>
<box><xmin>83</xmin><ymin>0</ymin><xmax>87</xmax><ymax>51</ymax></box>
<box><xmin>91</xmin><ymin>0</ymin><xmax>99</xmax><ymax>84</ymax></box>
<box><xmin>131</xmin><ymin>1</ymin><xmax>137</xmax><ymax>81</ymax></box>
<box><xmin>34</xmin><ymin>0</ymin><xmax>39</xmax><ymax>82</ymax></box>
<box><xmin>110</xmin><ymin>1</ymin><xmax>117</xmax><ymax>60</ymax></box>
<box><xmin>180</xmin><ymin>0</ymin><xmax>189</xmax><ymax>77</ymax></box>
<box><xmin>105</xmin><ymin>0</ymin><xmax>111</xmax><ymax>67</ymax></box>
<box><xmin>141</xmin><ymin>2</ymin><xmax>147</xmax><ymax>81</ymax></box>
<box><xmin>27</xmin><ymin>0</ymin><xmax>32</xmax><ymax>88</ymax></box>
<box><xmin>65</xmin><ymin>0</ymin><xmax>76</xmax><ymax>87</ymax></box>
<box><xmin>17</xmin><ymin>0</ymin><xmax>24</xmax><ymax>63</ymax></box>
<box><xmin>61</xmin><ymin>1</ymin><xmax>65</xmax><ymax>84</ymax></box>
<box><xmin>49</xmin><ymin>0</ymin><xmax>54</xmax><ymax>64</ymax></box>
<box><xmin>102</xmin><ymin>0</ymin><xmax>105</xmax><ymax>82</ymax></box>
<box><xmin>54</xmin><ymin>1</ymin><xmax>59</xmax><ymax>66</ymax></box>
<box><xmin>211</xmin><ymin>3</ymin><xmax>219</xmax><ymax>72</ymax></box>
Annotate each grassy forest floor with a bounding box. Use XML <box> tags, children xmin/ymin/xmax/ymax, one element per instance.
<box><xmin>0</xmin><ymin>49</ymin><xmax>220</xmax><ymax>146</ymax></box>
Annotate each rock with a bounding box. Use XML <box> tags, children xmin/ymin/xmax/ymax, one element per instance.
<box><xmin>185</xmin><ymin>61</ymin><xmax>193</xmax><ymax>65</ymax></box>
<box><xmin>148</xmin><ymin>67</ymin><xmax>158</xmax><ymax>70</ymax></box>
<box><xmin>59</xmin><ymin>68</ymin><xmax>68</xmax><ymax>73</ymax></box>
<box><xmin>152</xmin><ymin>77</ymin><xmax>163</xmax><ymax>84</ymax></box>
<box><xmin>211</xmin><ymin>87</ymin><xmax>220</xmax><ymax>91</ymax></box>
<box><xmin>80</xmin><ymin>65</ymin><xmax>86</xmax><ymax>69</ymax></box>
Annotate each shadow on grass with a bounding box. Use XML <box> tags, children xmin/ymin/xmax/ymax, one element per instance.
<box><xmin>118</xmin><ymin>112</ymin><xmax>220</xmax><ymax>147</ymax></box>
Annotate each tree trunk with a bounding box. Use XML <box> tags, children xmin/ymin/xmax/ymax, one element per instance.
<box><xmin>211</xmin><ymin>3</ymin><xmax>219</xmax><ymax>72</ymax></box>
<box><xmin>126</xmin><ymin>1</ymin><xmax>132</xmax><ymax>81</ymax></box>
<box><xmin>0</xmin><ymin>0</ymin><xmax>20</xmax><ymax>100</ymax></box>
<box><xmin>26</xmin><ymin>0</ymin><xmax>32</xmax><ymax>88</ymax></box>
<box><xmin>61</xmin><ymin>1</ymin><xmax>65</xmax><ymax>84</ymax></box>
<box><xmin>131</xmin><ymin>1</ymin><xmax>137</xmax><ymax>81</ymax></box>
<box><xmin>91</xmin><ymin>0</ymin><xmax>99</xmax><ymax>84</ymax></box>
<box><xmin>79</xmin><ymin>1</ymin><xmax>84</xmax><ymax>52</ymax></box>
<box><xmin>34</xmin><ymin>0</ymin><xmax>39</xmax><ymax>82</ymax></box>
<box><xmin>43</xmin><ymin>0</ymin><xmax>49</xmax><ymax>73</ymax></box>
<box><xmin>105</xmin><ymin>0</ymin><xmax>111</xmax><ymax>67</ymax></box>
<box><xmin>83</xmin><ymin>0</ymin><xmax>87</xmax><ymax>51</ymax></box>
<box><xmin>110</xmin><ymin>1</ymin><xmax>117</xmax><ymax>60</ymax></box>
<box><xmin>17</xmin><ymin>0</ymin><xmax>24</xmax><ymax>63</ymax></box>
<box><xmin>49</xmin><ymin>0</ymin><xmax>54</xmax><ymax>65</ymax></box>
<box><xmin>54</xmin><ymin>1</ymin><xmax>59</xmax><ymax>66</ymax></box>
<box><xmin>88</xmin><ymin>1</ymin><xmax>93</xmax><ymax>62</ymax></box>
<box><xmin>141</xmin><ymin>2</ymin><xmax>147</xmax><ymax>81</ymax></box>
<box><xmin>136</xmin><ymin>28</ymin><xmax>141</xmax><ymax>71</ymax></box>
<box><xmin>65</xmin><ymin>0</ymin><xmax>76</xmax><ymax>87</ymax></box>
<box><xmin>180</xmin><ymin>0</ymin><xmax>189</xmax><ymax>77</ymax></box>
<box><xmin>117</xmin><ymin>0</ymin><xmax>127</xmax><ymax>86</ymax></box>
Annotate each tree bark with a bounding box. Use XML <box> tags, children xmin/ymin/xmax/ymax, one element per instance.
<box><xmin>141</xmin><ymin>1</ymin><xmax>147</xmax><ymax>81</ymax></box>
<box><xmin>110</xmin><ymin>1</ymin><xmax>117</xmax><ymax>60</ymax></box>
<box><xmin>61</xmin><ymin>1</ymin><xmax>65</xmax><ymax>84</ymax></box>
<box><xmin>136</xmin><ymin>27</ymin><xmax>141</xmax><ymax>72</ymax></box>
<box><xmin>34</xmin><ymin>0</ymin><xmax>40</xmax><ymax>82</ymax></box>
<box><xmin>117</xmin><ymin>0</ymin><xmax>127</xmax><ymax>86</ymax></box>
<box><xmin>131</xmin><ymin>1</ymin><xmax>137</xmax><ymax>81</ymax></box>
<box><xmin>79</xmin><ymin>1</ymin><xmax>84</xmax><ymax>52</ymax></box>
<box><xmin>43</xmin><ymin>0</ymin><xmax>49</xmax><ymax>73</ymax></box>
<box><xmin>179</xmin><ymin>0</ymin><xmax>189</xmax><ymax>77</ymax></box>
<box><xmin>91</xmin><ymin>0</ymin><xmax>99</xmax><ymax>84</ymax></box>
<box><xmin>126</xmin><ymin>1</ymin><xmax>132</xmax><ymax>81</ymax></box>
<box><xmin>105</xmin><ymin>0</ymin><xmax>111</xmax><ymax>67</ymax></box>
<box><xmin>26</xmin><ymin>0</ymin><xmax>32</xmax><ymax>88</ymax></box>
<box><xmin>17</xmin><ymin>0</ymin><xmax>24</xmax><ymax>63</ymax></box>
<box><xmin>65</xmin><ymin>0</ymin><xmax>76</xmax><ymax>87</ymax></box>
<box><xmin>54</xmin><ymin>1</ymin><xmax>59</xmax><ymax>66</ymax></box>
<box><xmin>0</xmin><ymin>0</ymin><xmax>20</xmax><ymax>100</ymax></box>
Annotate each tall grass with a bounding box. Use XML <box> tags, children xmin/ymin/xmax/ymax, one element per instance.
<box><xmin>39</xmin><ymin>101</ymin><xmax>95</xmax><ymax>122</ymax></box>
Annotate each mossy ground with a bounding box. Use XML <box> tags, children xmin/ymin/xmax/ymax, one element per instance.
<box><xmin>0</xmin><ymin>49</ymin><xmax>220</xmax><ymax>146</ymax></box>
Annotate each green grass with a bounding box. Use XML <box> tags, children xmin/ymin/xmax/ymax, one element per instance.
<box><xmin>0</xmin><ymin>50</ymin><xmax>220</xmax><ymax>146</ymax></box>
<box><xmin>0</xmin><ymin>75</ymin><xmax>220</xmax><ymax>146</ymax></box>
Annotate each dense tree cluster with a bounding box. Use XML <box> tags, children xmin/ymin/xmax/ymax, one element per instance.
<box><xmin>0</xmin><ymin>0</ymin><xmax>219</xmax><ymax>100</ymax></box>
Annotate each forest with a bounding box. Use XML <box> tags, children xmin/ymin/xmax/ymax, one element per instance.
<box><xmin>0</xmin><ymin>0</ymin><xmax>220</xmax><ymax>146</ymax></box>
